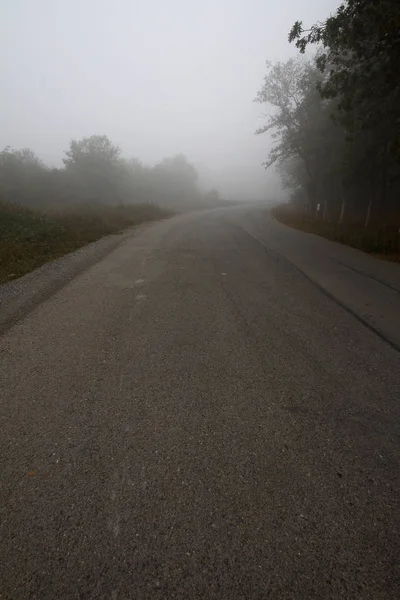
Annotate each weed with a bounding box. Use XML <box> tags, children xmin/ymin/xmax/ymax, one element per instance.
<box><xmin>0</xmin><ymin>200</ymin><xmax>172</xmax><ymax>283</ymax></box>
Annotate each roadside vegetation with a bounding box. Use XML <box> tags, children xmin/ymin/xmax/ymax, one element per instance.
<box><xmin>0</xmin><ymin>135</ymin><xmax>222</xmax><ymax>282</ymax></box>
<box><xmin>0</xmin><ymin>200</ymin><xmax>170</xmax><ymax>283</ymax></box>
<box><xmin>255</xmin><ymin>0</ymin><xmax>400</xmax><ymax>261</ymax></box>
<box><xmin>271</xmin><ymin>203</ymin><xmax>400</xmax><ymax>259</ymax></box>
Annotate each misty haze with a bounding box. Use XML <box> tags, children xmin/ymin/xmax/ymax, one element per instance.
<box><xmin>1</xmin><ymin>1</ymin><xmax>400</xmax><ymax>598</ymax></box>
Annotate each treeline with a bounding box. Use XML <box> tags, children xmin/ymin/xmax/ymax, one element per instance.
<box><xmin>0</xmin><ymin>134</ymin><xmax>221</xmax><ymax>210</ymax></box>
<box><xmin>255</xmin><ymin>0</ymin><xmax>400</xmax><ymax>229</ymax></box>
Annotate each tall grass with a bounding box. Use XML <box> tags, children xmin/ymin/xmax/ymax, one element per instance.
<box><xmin>271</xmin><ymin>203</ymin><xmax>400</xmax><ymax>260</ymax></box>
<box><xmin>0</xmin><ymin>200</ymin><xmax>171</xmax><ymax>283</ymax></box>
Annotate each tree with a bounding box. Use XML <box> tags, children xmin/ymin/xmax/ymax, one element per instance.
<box><xmin>255</xmin><ymin>57</ymin><xmax>346</xmax><ymax>216</ymax></box>
<box><xmin>63</xmin><ymin>135</ymin><xmax>121</xmax><ymax>170</ymax></box>
<box><xmin>289</xmin><ymin>0</ymin><xmax>400</xmax><ymax>134</ymax></box>
<box><xmin>62</xmin><ymin>135</ymin><xmax>122</xmax><ymax>204</ymax></box>
<box><xmin>0</xmin><ymin>147</ymin><xmax>50</xmax><ymax>205</ymax></box>
<box><xmin>289</xmin><ymin>0</ymin><xmax>400</xmax><ymax>221</ymax></box>
<box><xmin>0</xmin><ymin>136</ymin><xmax>221</xmax><ymax>210</ymax></box>
<box><xmin>152</xmin><ymin>154</ymin><xmax>199</xmax><ymax>204</ymax></box>
<box><xmin>254</xmin><ymin>59</ymin><xmax>307</xmax><ymax>168</ymax></box>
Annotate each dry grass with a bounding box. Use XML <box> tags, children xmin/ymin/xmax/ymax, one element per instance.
<box><xmin>271</xmin><ymin>203</ymin><xmax>400</xmax><ymax>261</ymax></box>
<box><xmin>0</xmin><ymin>200</ymin><xmax>172</xmax><ymax>283</ymax></box>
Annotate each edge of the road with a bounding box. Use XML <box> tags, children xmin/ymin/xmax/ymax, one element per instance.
<box><xmin>241</xmin><ymin>224</ymin><xmax>400</xmax><ymax>354</ymax></box>
<box><xmin>2</xmin><ymin>203</ymin><xmax>399</xmax><ymax>355</ymax></box>
<box><xmin>0</xmin><ymin>221</ymin><xmax>158</xmax><ymax>336</ymax></box>
<box><xmin>0</xmin><ymin>208</ymin><xmax>227</xmax><ymax>337</ymax></box>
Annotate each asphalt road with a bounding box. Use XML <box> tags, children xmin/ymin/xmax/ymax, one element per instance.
<box><xmin>1</xmin><ymin>206</ymin><xmax>400</xmax><ymax>599</ymax></box>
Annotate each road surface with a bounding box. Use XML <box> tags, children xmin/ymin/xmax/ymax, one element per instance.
<box><xmin>1</xmin><ymin>206</ymin><xmax>400</xmax><ymax>599</ymax></box>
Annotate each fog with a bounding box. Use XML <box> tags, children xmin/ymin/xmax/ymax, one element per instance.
<box><xmin>1</xmin><ymin>0</ymin><xmax>339</xmax><ymax>202</ymax></box>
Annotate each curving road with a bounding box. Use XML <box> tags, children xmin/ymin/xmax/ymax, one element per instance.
<box><xmin>1</xmin><ymin>205</ymin><xmax>400</xmax><ymax>599</ymax></box>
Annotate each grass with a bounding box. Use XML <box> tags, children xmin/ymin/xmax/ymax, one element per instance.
<box><xmin>0</xmin><ymin>200</ymin><xmax>172</xmax><ymax>283</ymax></box>
<box><xmin>271</xmin><ymin>203</ymin><xmax>400</xmax><ymax>261</ymax></box>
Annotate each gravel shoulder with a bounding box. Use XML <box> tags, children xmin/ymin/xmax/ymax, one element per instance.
<box><xmin>0</xmin><ymin>226</ymin><xmax>141</xmax><ymax>335</ymax></box>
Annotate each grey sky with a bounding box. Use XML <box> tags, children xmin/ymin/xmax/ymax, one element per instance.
<box><xmin>1</xmin><ymin>0</ymin><xmax>340</xmax><ymax>200</ymax></box>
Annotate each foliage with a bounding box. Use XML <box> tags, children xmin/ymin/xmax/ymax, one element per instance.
<box><xmin>255</xmin><ymin>56</ymin><xmax>345</xmax><ymax>213</ymax></box>
<box><xmin>63</xmin><ymin>135</ymin><xmax>121</xmax><ymax>170</ymax></box>
<box><xmin>151</xmin><ymin>154</ymin><xmax>199</xmax><ymax>204</ymax></box>
<box><xmin>256</xmin><ymin>0</ymin><xmax>400</xmax><ymax>228</ymax></box>
<box><xmin>0</xmin><ymin>135</ymin><xmax>224</xmax><ymax>281</ymax></box>
<box><xmin>289</xmin><ymin>0</ymin><xmax>400</xmax><ymax>142</ymax></box>
<box><xmin>0</xmin><ymin>135</ymin><xmax>222</xmax><ymax>210</ymax></box>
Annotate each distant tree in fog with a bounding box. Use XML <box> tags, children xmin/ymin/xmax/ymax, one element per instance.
<box><xmin>63</xmin><ymin>135</ymin><xmax>121</xmax><ymax>170</ymax></box>
<box><xmin>254</xmin><ymin>57</ymin><xmax>344</xmax><ymax>215</ymax></box>
<box><xmin>0</xmin><ymin>147</ymin><xmax>49</xmax><ymax>205</ymax></box>
<box><xmin>0</xmin><ymin>136</ymin><xmax>222</xmax><ymax>209</ymax></box>
<box><xmin>152</xmin><ymin>154</ymin><xmax>199</xmax><ymax>204</ymax></box>
<box><xmin>62</xmin><ymin>135</ymin><xmax>123</xmax><ymax>204</ymax></box>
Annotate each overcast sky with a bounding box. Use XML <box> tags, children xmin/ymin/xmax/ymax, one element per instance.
<box><xmin>1</xmin><ymin>0</ymin><xmax>340</xmax><ymax>201</ymax></box>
